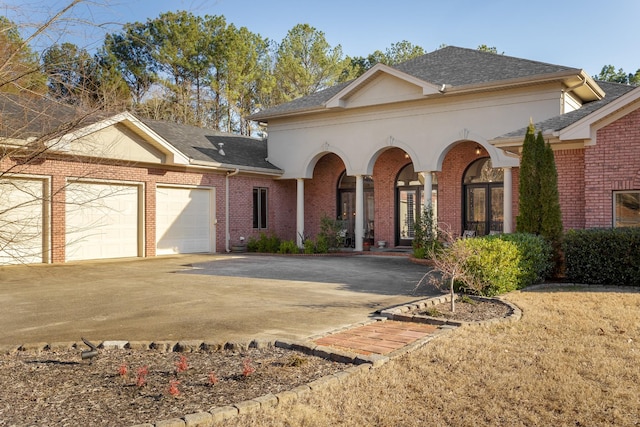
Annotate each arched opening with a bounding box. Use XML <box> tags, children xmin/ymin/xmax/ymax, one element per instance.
<box><xmin>337</xmin><ymin>172</ymin><xmax>374</xmax><ymax>247</ymax></box>
<box><xmin>395</xmin><ymin>163</ymin><xmax>437</xmax><ymax>246</ymax></box>
<box><xmin>462</xmin><ymin>157</ymin><xmax>503</xmax><ymax>236</ymax></box>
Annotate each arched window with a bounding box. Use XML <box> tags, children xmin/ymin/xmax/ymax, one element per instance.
<box><xmin>463</xmin><ymin>158</ymin><xmax>503</xmax><ymax>236</ymax></box>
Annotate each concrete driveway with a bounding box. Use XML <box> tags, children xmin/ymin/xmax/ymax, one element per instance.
<box><xmin>0</xmin><ymin>254</ymin><xmax>439</xmax><ymax>346</ymax></box>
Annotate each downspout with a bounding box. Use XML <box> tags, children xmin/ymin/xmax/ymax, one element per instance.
<box><xmin>225</xmin><ymin>168</ymin><xmax>240</xmax><ymax>252</ymax></box>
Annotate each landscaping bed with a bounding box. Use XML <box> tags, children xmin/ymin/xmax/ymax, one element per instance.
<box><xmin>0</xmin><ymin>344</ymin><xmax>347</xmax><ymax>426</ymax></box>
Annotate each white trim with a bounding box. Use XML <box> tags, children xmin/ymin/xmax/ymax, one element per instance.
<box><xmin>155</xmin><ymin>184</ymin><xmax>216</xmax><ymax>255</ymax></box>
<box><xmin>558</xmin><ymin>86</ymin><xmax>640</xmax><ymax>144</ymax></box>
<box><xmin>64</xmin><ymin>177</ymin><xmax>145</xmax><ymax>259</ymax></box>
<box><xmin>53</xmin><ymin>112</ymin><xmax>190</xmax><ymax>165</ymax></box>
<box><xmin>325</xmin><ymin>63</ymin><xmax>441</xmax><ymax>109</ymax></box>
<box><xmin>613</xmin><ymin>190</ymin><xmax>640</xmax><ymax>228</ymax></box>
<box><xmin>0</xmin><ymin>174</ymin><xmax>51</xmax><ymax>264</ymax></box>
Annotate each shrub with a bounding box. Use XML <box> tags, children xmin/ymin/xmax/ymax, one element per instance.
<box><xmin>563</xmin><ymin>228</ymin><xmax>640</xmax><ymax>286</ymax></box>
<box><xmin>455</xmin><ymin>233</ymin><xmax>552</xmax><ymax>296</ymax></box>
<box><xmin>303</xmin><ymin>238</ymin><xmax>315</xmax><ymax>254</ymax></box>
<box><xmin>278</xmin><ymin>239</ymin><xmax>299</xmax><ymax>254</ymax></box>
<box><xmin>315</xmin><ymin>234</ymin><xmax>329</xmax><ymax>254</ymax></box>
<box><xmin>318</xmin><ymin>215</ymin><xmax>342</xmax><ymax>249</ymax></box>
<box><xmin>413</xmin><ymin>205</ymin><xmax>440</xmax><ymax>258</ymax></box>
<box><xmin>247</xmin><ymin>232</ymin><xmax>281</xmax><ymax>253</ymax></box>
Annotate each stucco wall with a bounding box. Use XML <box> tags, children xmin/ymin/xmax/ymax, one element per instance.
<box><xmin>266</xmin><ymin>84</ymin><xmax>560</xmax><ymax>179</ymax></box>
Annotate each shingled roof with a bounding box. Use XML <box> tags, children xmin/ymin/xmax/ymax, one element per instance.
<box><xmin>249</xmin><ymin>46</ymin><xmax>588</xmax><ymax>121</ymax></box>
<box><xmin>493</xmin><ymin>81</ymin><xmax>637</xmax><ymax>141</ymax></box>
<box><xmin>0</xmin><ymin>93</ymin><xmax>110</xmax><ymax>139</ymax></box>
<box><xmin>140</xmin><ymin>118</ymin><xmax>282</xmax><ymax>174</ymax></box>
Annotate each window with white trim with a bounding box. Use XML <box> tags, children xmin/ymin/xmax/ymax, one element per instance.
<box><xmin>613</xmin><ymin>191</ymin><xmax>640</xmax><ymax>227</ymax></box>
<box><xmin>253</xmin><ymin>187</ymin><xmax>268</xmax><ymax>229</ymax></box>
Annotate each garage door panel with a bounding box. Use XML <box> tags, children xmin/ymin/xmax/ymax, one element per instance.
<box><xmin>65</xmin><ymin>183</ymin><xmax>139</xmax><ymax>261</ymax></box>
<box><xmin>0</xmin><ymin>178</ymin><xmax>45</xmax><ymax>264</ymax></box>
<box><xmin>156</xmin><ymin>187</ymin><xmax>212</xmax><ymax>255</ymax></box>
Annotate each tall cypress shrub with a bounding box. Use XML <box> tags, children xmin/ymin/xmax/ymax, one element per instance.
<box><xmin>516</xmin><ymin>123</ymin><xmax>563</xmax><ymax>276</ymax></box>
<box><xmin>516</xmin><ymin>122</ymin><xmax>543</xmax><ymax>232</ymax></box>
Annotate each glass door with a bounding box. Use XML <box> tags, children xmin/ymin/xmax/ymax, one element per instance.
<box><xmin>399</xmin><ymin>189</ymin><xmax>417</xmax><ymax>243</ymax></box>
<box><xmin>465</xmin><ymin>186</ymin><xmax>487</xmax><ymax>236</ymax></box>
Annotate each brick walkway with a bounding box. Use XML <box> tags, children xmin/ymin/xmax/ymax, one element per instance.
<box><xmin>314</xmin><ymin>320</ymin><xmax>438</xmax><ymax>355</ymax></box>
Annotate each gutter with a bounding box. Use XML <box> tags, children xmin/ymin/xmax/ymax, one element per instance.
<box><xmin>188</xmin><ymin>159</ymin><xmax>283</xmax><ymax>176</ymax></box>
<box><xmin>225</xmin><ymin>168</ymin><xmax>240</xmax><ymax>253</ymax></box>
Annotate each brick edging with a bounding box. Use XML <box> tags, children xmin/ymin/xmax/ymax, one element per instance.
<box><xmin>378</xmin><ymin>293</ymin><xmax>523</xmax><ymax>328</ymax></box>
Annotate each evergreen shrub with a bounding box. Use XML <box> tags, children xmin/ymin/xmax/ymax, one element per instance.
<box><xmin>459</xmin><ymin>233</ymin><xmax>552</xmax><ymax>296</ymax></box>
<box><xmin>246</xmin><ymin>232</ymin><xmax>281</xmax><ymax>253</ymax></box>
<box><xmin>278</xmin><ymin>239</ymin><xmax>299</xmax><ymax>254</ymax></box>
<box><xmin>563</xmin><ymin>228</ymin><xmax>640</xmax><ymax>286</ymax></box>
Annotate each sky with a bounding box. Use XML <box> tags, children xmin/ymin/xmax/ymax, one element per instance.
<box><xmin>4</xmin><ymin>0</ymin><xmax>640</xmax><ymax>78</ymax></box>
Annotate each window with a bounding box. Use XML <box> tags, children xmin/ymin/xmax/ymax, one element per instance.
<box><xmin>614</xmin><ymin>191</ymin><xmax>640</xmax><ymax>227</ymax></box>
<box><xmin>253</xmin><ymin>187</ymin><xmax>268</xmax><ymax>229</ymax></box>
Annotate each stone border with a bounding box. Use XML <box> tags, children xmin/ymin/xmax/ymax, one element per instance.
<box><xmin>0</xmin><ymin>337</ymin><xmax>381</xmax><ymax>427</ymax></box>
<box><xmin>378</xmin><ymin>293</ymin><xmax>523</xmax><ymax>327</ymax></box>
<box><xmin>1</xmin><ymin>296</ymin><xmax>523</xmax><ymax>426</ymax></box>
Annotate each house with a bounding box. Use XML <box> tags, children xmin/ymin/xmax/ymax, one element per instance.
<box><xmin>2</xmin><ymin>46</ymin><xmax>639</xmax><ymax>264</ymax></box>
<box><xmin>250</xmin><ymin>46</ymin><xmax>640</xmax><ymax>250</ymax></box>
<box><xmin>0</xmin><ymin>94</ymin><xmax>293</xmax><ymax>264</ymax></box>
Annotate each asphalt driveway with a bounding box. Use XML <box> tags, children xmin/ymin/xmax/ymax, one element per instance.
<box><xmin>0</xmin><ymin>254</ymin><xmax>439</xmax><ymax>347</ymax></box>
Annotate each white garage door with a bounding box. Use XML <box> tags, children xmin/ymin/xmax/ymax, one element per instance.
<box><xmin>156</xmin><ymin>186</ymin><xmax>213</xmax><ymax>255</ymax></box>
<box><xmin>0</xmin><ymin>178</ymin><xmax>46</xmax><ymax>265</ymax></box>
<box><xmin>65</xmin><ymin>182</ymin><xmax>140</xmax><ymax>261</ymax></box>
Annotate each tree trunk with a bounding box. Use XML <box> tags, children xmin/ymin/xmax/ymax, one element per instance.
<box><xmin>450</xmin><ymin>277</ymin><xmax>455</xmax><ymax>312</ymax></box>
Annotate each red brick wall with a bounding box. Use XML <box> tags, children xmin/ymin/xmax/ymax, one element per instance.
<box><xmin>304</xmin><ymin>153</ymin><xmax>344</xmax><ymax>238</ymax></box>
<box><xmin>554</xmin><ymin>149</ymin><xmax>586</xmax><ymax>229</ymax></box>
<box><xmin>584</xmin><ymin>107</ymin><xmax>640</xmax><ymax>228</ymax></box>
<box><xmin>0</xmin><ymin>155</ymin><xmax>292</xmax><ymax>263</ymax></box>
<box><xmin>439</xmin><ymin>142</ymin><xmax>486</xmax><ymax>236</ymax></box>
<box><xmin>373</xmin><ymin>148</ymin><xmax>409</xmax><ymax>246</ymax></box>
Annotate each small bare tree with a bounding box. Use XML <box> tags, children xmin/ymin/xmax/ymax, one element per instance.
<box><xmin>417</xmin><ymin>226</ymin><xmax>482</xmax><ymax>312</ymax></box>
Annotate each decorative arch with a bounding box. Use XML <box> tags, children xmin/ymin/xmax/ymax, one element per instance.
<box><xmin>430</xmin><ymin>135</ymin><xmax>519</xmax><ymax>172</ymax></box>
<box><xmin>363</xmin><ymin>136</ymin><xmax>420</xmax><ymax>176</ymax></box>
<box><xmin>300</xmin><ymin>144</ymin><xmax>352</xmax><ymax>179</ymax></box>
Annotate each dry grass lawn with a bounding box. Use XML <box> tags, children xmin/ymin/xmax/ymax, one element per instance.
<box><xmin>226</xmin><ymin>286</ymin><xmax>640</xmax><ymax>426</ymax></box>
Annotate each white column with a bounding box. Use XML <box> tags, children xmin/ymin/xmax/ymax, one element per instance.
<box><xmin>296</xmin><ymin>178</ymin><xmax>305</xmax><ymax>247</ymax></box>
<box><xmin>422</xmin><ymin>171</ymin><xmax>433</xmax><ymax>209</ymax></box>
<box><xmin>355</xmin><ymin>175</ymin><xmax>364</xmax><ymax>251</ymax></box>
<box><xmin>503</xmin><ymin>167</ymin><xmax>513</xmax><ymax>233</ymax></box>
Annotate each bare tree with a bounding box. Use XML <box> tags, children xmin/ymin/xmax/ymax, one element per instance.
<box><xmin>416</xmin><ymin>226</ymin><xmax>482</xmax><ymax>312</ymax></box>
<box><xmin>1</xmin><ymin>1</ymin><xmax>133</xmax><ymax>265</ymax></box>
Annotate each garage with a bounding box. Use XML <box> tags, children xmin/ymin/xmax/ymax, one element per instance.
<box><xmin>65</xmin><ymin>181</ymin><xmax>141</xmax><ymax>261</ymax></box>
<box><xmin>156</xmin><ymin>186</ymin><xmax>214</xmax><ymax>255</ymax></box>
<box><xmin>0</xmin><ymin>178</ymin><xmax>47</xmax><ymax>265</ymax></box>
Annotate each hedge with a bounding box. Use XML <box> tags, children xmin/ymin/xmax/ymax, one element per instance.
<box><xmin>563</xmin><ymin>228</ymin><xmax>640</xmax><ymax>286</ymax></box>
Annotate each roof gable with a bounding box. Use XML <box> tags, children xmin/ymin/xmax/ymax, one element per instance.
<box><xmin>325</xmin><ymin>64</ymin><xmax>441</xmax><ymax>109</ymax></box>
<box><xmin>250</xmin><ymin>46</ymin><xmax>602</xmax><ymax>121</ymax></box>
<box><xmin>491</xmin><ymin>81</ymin><xmax>637</xmax><ymax>147</ymax></box>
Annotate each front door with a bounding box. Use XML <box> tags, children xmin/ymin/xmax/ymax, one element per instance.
<box><xmin>395</xmin><ymin>163</ymin><xmax>437</xmax><ymax>247</ymax></box>
<box><xmin>463</xmin><ymin>158</ymin><xmax>504</xmax><ymax>236</ymax></box>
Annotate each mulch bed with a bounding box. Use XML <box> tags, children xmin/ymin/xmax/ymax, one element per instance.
<box><xmin>0</xmin><ymin>297</ymin><xmax>510</xmax><ymax>426</ymax></box>
<box><xmin>0</xmin><ymin>346</ymin><xmax>346</xmax><ymax>426</ymax></box>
